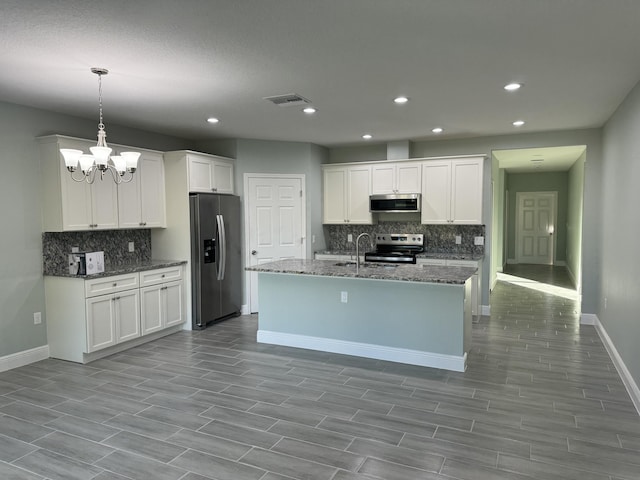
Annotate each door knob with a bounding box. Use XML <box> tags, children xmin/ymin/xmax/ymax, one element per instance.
<box><xmin>251</xmin><ymin>250</ymin><xmax>257</xmax><ymax>255</ymax></box>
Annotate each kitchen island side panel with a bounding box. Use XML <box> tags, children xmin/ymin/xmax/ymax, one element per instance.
<box><xmin>257</xmin><ymin>272</ymin><xmax>468</xmax><ymax>359</ymax></box>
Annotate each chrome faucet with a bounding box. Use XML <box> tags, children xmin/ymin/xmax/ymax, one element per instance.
<box><xmin>355</xmin><ymin>232</ymin><xmax>372</xmax><ymax>274</ymax></box>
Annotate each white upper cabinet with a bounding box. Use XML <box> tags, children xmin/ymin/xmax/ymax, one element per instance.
<box><xmin>39</xmin><ymin>135</ymin><xmax>167</xmax><ymax>231</ymax></box>
<box><xmin>322</xmin><ymin>167</ymin><xmax>347</xmax><ymax>224</ymax></box>
<box><xmin>348</xmin><ymin>165</ymin><xmax>373</xmax><ymax>223</ymax></box>
<box><xmin>421</xmin><ymin>156</ymin><xmax>484</xmax><ymax>225</ymax></box>
<box><xmin>39</xmin><ymin>135</ymin><xmax>118</xmax><ymax>231</ymax></box>
<box><xmin>323</xmin><ymin>165</ymin><xmax>373</xmax><ymax>224</ymax></box>
<box><xmin>187</xmin><ymin>152</ymin><xmax>234</xmax><ymax>194</ymax></box>
<box><xmin>118</xmin><ymin>149</ymin><xmax>166</xmax><ymax>228</ymax></box>
<box><xmin>371</xmin><ymin>161</ymin><xmax>422</xmax><ymax>194</ymax></box>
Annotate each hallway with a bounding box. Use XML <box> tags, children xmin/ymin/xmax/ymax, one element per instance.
<box><xmin>0</xmin><ymin>277</ymin><xmax>639</xmax><ymax>479</ymax></box>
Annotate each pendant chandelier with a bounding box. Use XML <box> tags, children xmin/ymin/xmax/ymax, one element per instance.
<box><xmin>60</xmin><ymin>67</ymin><xmax>140</xmax><ymax>184</ymax></box>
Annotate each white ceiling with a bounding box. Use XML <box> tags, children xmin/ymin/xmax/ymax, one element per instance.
<box><xmin>2</xmin><ymin>1</ymin><xmax>640</xmax><ymax>149</ymax></box>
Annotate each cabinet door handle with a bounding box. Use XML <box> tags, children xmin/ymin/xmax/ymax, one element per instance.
<box><xmin>112</xmin><ymin>283</ymin><xmax>117</xmax><ymax>287</ymax></box>
<box><xmin>211</xmin><ymin>188</ymin><xmax>217</xmax><ymax>192</ymax></box>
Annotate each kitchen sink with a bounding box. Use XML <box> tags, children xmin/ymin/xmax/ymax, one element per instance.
<box><xmin>333</xmin><ymin>261</ymin><xmax>397</xmax><ymax>269</ymax></box>
<box><xmin>363</xmin><ymin>263</ymin><xmax>397</xmax><ymax>269</ymax></box>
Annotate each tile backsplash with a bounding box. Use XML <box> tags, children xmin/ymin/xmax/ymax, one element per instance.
<box><xmin>42</xmin><ymin>229</ymin><xmax>151</xmax><ymax>275</ymax></box>
<box><xmin>324</xmin><ymin>221</ymin><xmax>485</xmax><ymax>255</ymax></box>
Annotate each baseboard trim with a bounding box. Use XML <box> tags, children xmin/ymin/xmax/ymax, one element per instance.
<box><xmin>481</xmin><ymin>305</ymin><xmax>491</xmax><ymax>316</ymax></box>
<box><xmin>241</xmin><ymin>304</ymin><xmax>251</xmax><ymax>315</ymax></box>
<box><xmin>0</xmin><ymin>345</ymin><xmax>50</xmax><ymax>372</ymax></box>
<box><xmin>257</xmin><ymin>330</ymin><xmax>467</xmax><ymax>372</ymax></box>
<box><xmin>507</xmin><ymin>258</ymin><xmax>517</xmax><ymax>264</ymax></box>
<box><xmin>554</xmin><ymin>260</ymin><xmax>567</xmax><ymax>267</ymax></box>
<box><xmin>566</xmin><ymin>265</ymin><xmax>578</xmax><ymax>290</ymax></box>
<box><xmin>581</xmin><ymin>314</ymin><xmax>640</xmax><ymax>416</ymax></box>
<box><xmin>579</xmin><ymin>313</ymin><xmax>598</xmax><ymax>325</ymax></box>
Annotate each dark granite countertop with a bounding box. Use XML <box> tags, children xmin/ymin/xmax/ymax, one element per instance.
<box><xmin>247</xmin><ymin>259</ymin><xmax>476</xmax><ymax>285</ymax></box>
<box><xmin>315</xmin><ymin>250</ymin><xmax>483</xmax><ymax>261</ymax></box>
<box><xmin>45</xmin><ymin>259</ymin><xmax>187</xmax><ymax>279</ymax></box>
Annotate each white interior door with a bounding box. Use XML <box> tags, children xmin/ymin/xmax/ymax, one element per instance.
<box><xmin>516</xmin><ymin>192</ymin><xmax>556</xmax><ymax>265</ymax></box>
<box><xmin>246</xmin><ymin>175</ymin><xmax>306</xmax><ymax>313</ymax></box>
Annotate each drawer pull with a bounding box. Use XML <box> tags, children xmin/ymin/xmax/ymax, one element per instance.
<box><xmin>112</xmin><ymin>283</ymin><xmax>117</xmax><ymax>287</ymax></box>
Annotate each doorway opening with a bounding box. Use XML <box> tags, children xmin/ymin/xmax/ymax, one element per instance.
<box><xmin>491</xmin><ymin>145</ymin><xmax>586</xmax><ymax>305</ymax></box>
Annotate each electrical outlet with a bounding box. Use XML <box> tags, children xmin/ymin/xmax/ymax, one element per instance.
<box><xmin>312</xmin><ymin>234</ymin><xmax>316</xmax><ymax>244</ymax></box>
<box><xmin>474</xmin><ymin>236</ymin><xmax>485</xmax><ymax>246</ymax></box>
<box><xmin>71</xmin><ymin>246</ymin><xmax>79</xmax><ymax>253</ymax></box>
<box><xmin>604</xmin><ymin>297</ymin><xmax>608</xmax><ymax>309</ymax></box>
<box><xmin>33</xmin><ymin>312</ymin><xmax>42</xmax><ymax>325</ymax></box>
<box><xmin>347</xmin><ymin>234</ymin><xmax>353</xmax><ymax>243</ymax></box>
<box><xmin>455</xmin><ymin>235</ymin><xmax>462</xmax><ymax>245</ymax></box>
<box><xmin>341</xmin><ymin>291</ymin><xmax>348</xmax><ymax>303</ymax></box>
<box><xmin>128</xmin><ymin>242</ymin><xmax>135</xmax><ymax>252</ymax></box>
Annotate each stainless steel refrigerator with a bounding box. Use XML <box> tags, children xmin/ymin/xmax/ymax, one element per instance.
<box><xmin>189</xmin><ymin>193</ymin><xmax>242</xmax><ymax>329</ymax></box>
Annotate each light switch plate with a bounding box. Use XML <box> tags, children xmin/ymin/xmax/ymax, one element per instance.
<box><xmin>455</xmin><ymin>235</ymin><xmax>462</xmax><ymax>245</ymax></box>
<box><xmin>474</xmin><ymin>236</ymin><xmax>485</xmax><ymax>246</ymax></box>
<box><xmin>128</xmin><ymin>242</ymin><xmax>135</xmax><ymax>252</ymax></box>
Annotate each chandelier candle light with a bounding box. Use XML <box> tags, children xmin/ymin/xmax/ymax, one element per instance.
<box><xmin>60</xmin><ymin>67</ymin><xmax>140</xmax><ymax>184</ymax></box>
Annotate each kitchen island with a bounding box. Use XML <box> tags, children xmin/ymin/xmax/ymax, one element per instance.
<box><xmin>247</xmin><ymin>259</ymin><xmax>476</xmax><ymax>372</ymax></box>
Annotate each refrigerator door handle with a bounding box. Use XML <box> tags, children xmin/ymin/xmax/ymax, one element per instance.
<box><xmin>216</xmin><ymin>214</ymin><xmax>227</xmax><ymax>280</ymax></box>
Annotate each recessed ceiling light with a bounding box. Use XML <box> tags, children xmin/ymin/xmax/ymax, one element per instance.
<box><xmin>362</xmin><ymin>134</ymin><xmax>373</xmax><ymax>140</ymax></box>
<box><xmin>512</xmin><ymin>120</ymin><xmax>525</xmax><ymax>127</ymax></box>
<box><xmin>432</xmin><ymin>127</ymin><xmax>444</xmax><ymax>134</ymax></box>
<box><xmin>504</xmin><ymin>83</ymin><xmax>523</xmax><ymax>91</ymax></box>
<box><xmin>302</xmin><ymin>107</ymin><xmax>317</xmax><ymax>114</ymax></box>
<box><xmin>394</xmin><ymin>96</ymin><xmax>409</xmax><ymax>104</ymax></box>
<box><xmin>207</xmin><ymin>117</ymin><xmax>220</xmax><ymax>124</ymax></box>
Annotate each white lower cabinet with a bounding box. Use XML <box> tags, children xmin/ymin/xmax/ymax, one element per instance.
<box><xmin>86</xmin><ymin>289</ymin><xmax>140</xmax><ymax>352</ymax></box>
<box><xmin>45</xmin><ymin>266</ymin><xmax>184</xmax><ymax>363</ymax></box>
<box><xmin>140</xmin><ymin>266</ymin><xmax>184</xmax><ymax>335</ymax></box>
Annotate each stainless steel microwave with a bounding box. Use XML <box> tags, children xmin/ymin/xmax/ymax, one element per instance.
<box><xmin>369</xmin><ymin>193</ymin><xmax>421</xmax><ymax>213</ymax></box>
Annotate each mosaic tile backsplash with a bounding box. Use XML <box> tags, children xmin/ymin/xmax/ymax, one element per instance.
<box><xmin>324</xmin><ymin>221</ymin><xmax>485</xmax><ymax>255</ymax></box>
<box><xmin>42</xmin><ymin>229</ymin><xmax>152</xmax><ymax>275</ymax></box>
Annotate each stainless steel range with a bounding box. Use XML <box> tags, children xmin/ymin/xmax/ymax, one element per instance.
<box><xmin>365</xmin><ymin>233</ymin><xmax>424</xmax><ymax>264</ymax></box>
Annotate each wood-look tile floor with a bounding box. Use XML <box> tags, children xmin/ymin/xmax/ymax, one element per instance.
<box><xmin>2</xmin><ymin>276</ymin><xmax>640</xmax><ymax>479</ymax></box>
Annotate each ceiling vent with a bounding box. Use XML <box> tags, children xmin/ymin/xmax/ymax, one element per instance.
<box><xmin>264</xmin><ymin>93</ymin><xmax>311</xmax><ymax>107</ymax></box>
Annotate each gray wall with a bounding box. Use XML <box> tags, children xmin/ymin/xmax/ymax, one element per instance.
<box><xmin>505</xmin><ymin>171</ymin><xmax>569</xmax><ymax>263</ymax></box>
<box><xmin>490</xmin><ymin>156</ymin><xmax>507</xmax><ymax>289</ymax></box>
<box><xmin>0</xmin><ymin>101</ymin><xmax>189</xmax><ymax>359</ymax></box>
<box><xmin>600</xmin><ymin>78</ymin><xmax>640</xmax><ymax>387</ymax></box>
<box><xmin>566</xmin><ymin>153</ymin><xmax>586</xmax><ymax>291</ymax></box>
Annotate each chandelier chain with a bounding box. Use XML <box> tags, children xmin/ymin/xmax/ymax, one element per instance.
<box><xmin>97</xmin><ymin>72</ymin><xmax>105</xmax><ymax>130</ymax></box>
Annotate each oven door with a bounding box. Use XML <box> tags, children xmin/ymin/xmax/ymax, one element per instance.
<box><xmin>365</xmin><ymin>252</ymin><xmax>417</xmax><ymax>264</ymax></box>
